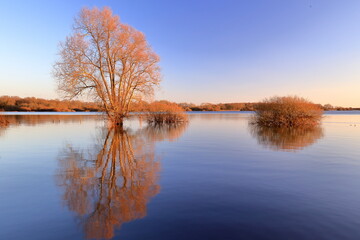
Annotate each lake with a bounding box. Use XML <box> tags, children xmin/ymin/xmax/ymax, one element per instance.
<box><xmin>1</xmin><ymin>112</ymin><xmax>360</xmax><ymax>240</ymax></box>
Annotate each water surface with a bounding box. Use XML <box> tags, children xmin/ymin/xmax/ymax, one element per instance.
<box><xmin>1</xmin><ymin>113</ymin><xmax>360</xmax><ymax>240</ymax></box>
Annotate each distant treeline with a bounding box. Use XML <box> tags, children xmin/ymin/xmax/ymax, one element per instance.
<box><xmin>178</xmin><ymin>102</ymin><xmax>257</xmax><ymax>111</ymax></box>
<box><xmin>179</xmin><ymin>102</ymin><xmax>360</xmax><ymax>112</ymax></box>
<box><xmin>0</xmin><ymin>96</ymin><xmax>101</xmax><ymax>112</ymax></box>
<box><xmin>320</xmin><ymin>104</ymin><xmax>360</xmax><ymax>111</ymax></box>
<box><xmin>0</xmin><ymin>96</ymin><xmax>184</xmax><ymax>113</ymax></box>
<box><xmin>1</xmin><ymin>96</ymin><xmax>359</xmax><ymax>112</ymax></box>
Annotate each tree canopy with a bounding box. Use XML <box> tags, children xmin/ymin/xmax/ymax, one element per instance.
<box><xmin>54</xmin><ymin>7</ymin><xmax>160</xmax><ymax>126</ymax></box>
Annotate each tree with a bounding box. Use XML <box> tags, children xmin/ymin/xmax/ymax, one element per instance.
<box><xmin>54</xmin><ymin>7</ymin><xmax>160</xmax><ymax>126</ymax></box>
<box><xmin>323</xmin><ymin>104</ymin><xmax>333</xmax><ymax>111</ymax></box>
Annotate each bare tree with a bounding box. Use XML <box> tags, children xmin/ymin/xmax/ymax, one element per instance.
<box><xmin>54</xmin><ymin>7</ymin><xmax>160</xmax><ymax>126</ymax></box>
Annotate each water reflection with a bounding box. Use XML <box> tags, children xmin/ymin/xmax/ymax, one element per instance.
<box><xmin>0</xmin><ymin>114</ymin><xmax>8</xmax><ymax>136</ymax></box>
<box><xmin>250</xmin><ymin>124</ymin><xmax>324</xmax><ymax>151</ymax></box>
<box><xmin>0</xmin><ymin>114</ymin><xmax>99</xmax><ymax>126</ymax></box>
<box><xmin>56</xmin><ymin>123</ymin><xmax>187</xmax><ymax>239</ymax></box>
<box><xmin>142</xmin><ymin>123</ymin><xmax>189</xmax><ymax>142</ymax></box>
<box><xmin>0</xmin><ymin>115</ymin><xmax>102</xmax><ymax>139</ymax></box>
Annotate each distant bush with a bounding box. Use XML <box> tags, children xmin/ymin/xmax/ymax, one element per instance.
<box><xmin>253</xmin><ymin>96</ymin><xmax>323</xmax><ymax>127</ymax></box>
<box><xmin>180</xmin><ymin>102</ymin><xmax>256</xmax><ymax>111</ymax></box>
<box><xmin>146</xmin><ymin>101</ymin><xmax>188</xmax><ymax>124</ymax></box>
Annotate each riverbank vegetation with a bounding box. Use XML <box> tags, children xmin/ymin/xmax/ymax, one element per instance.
<box><xmin>179</xmin><ymin>102</ymin><xmax>360</xmax><ymax>112</ymax></box>
<box><xmin>1</xmin><ymin>95</ymin><xmax>358</xmax><ymax>113</ymax></box>
<box><xmin>178</xmin><ymin>102</ymin><xmax>257</xmax><ymax>111</ymax></box>
<box><xmin>252</xmin><ymin>96</ymin><xmax>323</xmax><ymax>127</ymax></box>
<box><xmin>0</xmin><ymin>96</ymin><xmax>100</xmax><ymax>112</ymax></box>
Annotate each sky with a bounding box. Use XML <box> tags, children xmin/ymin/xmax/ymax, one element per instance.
<box><xmin>0</xmin><ymin>0</ymin><xmax>360</xmax><ymax>107</ymax></box>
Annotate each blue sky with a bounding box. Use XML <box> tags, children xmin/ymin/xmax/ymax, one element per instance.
<box><xmin>1</xmin><ymin>0</ymin><xmax>360</xmax><ymax>106</ymax></box>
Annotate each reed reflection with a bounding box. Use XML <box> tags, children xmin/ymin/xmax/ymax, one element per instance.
<box><xmin>56</xmin><ymin>123</ymin><xmax>188</xmax><ymax>239</ymax></box>
<box><xmin>0</xmin><ymin>114</ymin><xmax>9</xmax><ymax>136</ymax></box>
<box><xmin>250</xmin><ymin>125</ymin><xmax>324</xmax><ymax>152</ymax></box>
<box><xmin>0</xmin><ymin>114</ymin><xmax>101</xmax><ymax>138</ymax></box>
<box><xmin>2</xmin><ymin>114</ymin><xmax>99</xmax><ymax>126</ymax></box>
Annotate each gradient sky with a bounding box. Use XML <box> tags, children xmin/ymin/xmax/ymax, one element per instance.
<box><xmin>1</xmin><ymin>0</ymin><xmax>360</xmax><ymax>106</ymax></box>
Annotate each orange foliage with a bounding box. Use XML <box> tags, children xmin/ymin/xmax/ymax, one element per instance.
<box><xmin>54</xmin><ymin>7</ymin><xmax>160</xmax><ymax>125</ymax></box>
<box><xmin>146</xmin><ymin>100</ymin><xmax>188</xmax><ymax>124</ymax></box>
<box><xmin>0</xmin><ymin>95</ymin><xmax>100</xmax><ymax>112</ymax></box>
<box><xmin>253</xmin><ymin>96</ymin><xmax>323</xmax><ymax>127</ymax></box>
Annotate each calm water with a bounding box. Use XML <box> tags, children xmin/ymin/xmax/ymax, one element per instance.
<box><xmin>1</xmin><ymin>112</ymin><xmax>360</xmax><ymax>240</ymax></box>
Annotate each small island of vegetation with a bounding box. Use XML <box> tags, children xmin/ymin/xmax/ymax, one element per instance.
<box><xmin>146</xmin><ymin>101</ymin><xmax>188</xmax><ymax>125</ymax></box>
<box><xmin>252</xmin><ymin>96</ymin><xmax>323</xmax><ymax>127</ymax></box>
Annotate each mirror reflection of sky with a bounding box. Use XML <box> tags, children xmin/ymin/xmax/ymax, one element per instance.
<box><xmin>1</xmin><ymin>112</ymin><xmax>360</xmax><ymax>240</ymax></box>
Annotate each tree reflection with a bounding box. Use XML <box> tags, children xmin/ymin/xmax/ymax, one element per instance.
<box><xmin>249</xmin><ymin>124</ymin><xmax>324</xmax><ymax>152</ymax></box>
<box><xmin>56</xmin><ymin>123</ymin><xmax>187</xmax><ymax>239</ymax></box>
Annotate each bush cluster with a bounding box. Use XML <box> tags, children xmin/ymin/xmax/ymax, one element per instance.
<box><xmin>146</xmin><ymin>101</ymin><xmax>188</xmax><ymax>124</ymax></box>
<box><xmin>253</xmin><ymin>96</ymin><xmax>323</xmax><ymax>127</ymax></box>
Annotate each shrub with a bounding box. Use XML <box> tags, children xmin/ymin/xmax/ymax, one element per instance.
<box><xmin>146</xmin><ymin>101</ymin><xmax>188</xmax><ymax>124</ymax></box>
<box><xmin>253</xmin><ymin>96</ymin><xmax>323</xmax><ymax>127</ymax></box>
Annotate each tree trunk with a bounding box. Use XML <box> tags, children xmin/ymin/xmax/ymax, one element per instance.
<box><xmin>111</xmin><ymin>113</ymin><xmax>124</xmax><ymax>128</ymax></box>
<box><xmin>115</xmin><ymin>121</ymin><xmax>123</xmax><ymax>127</ymax></box>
